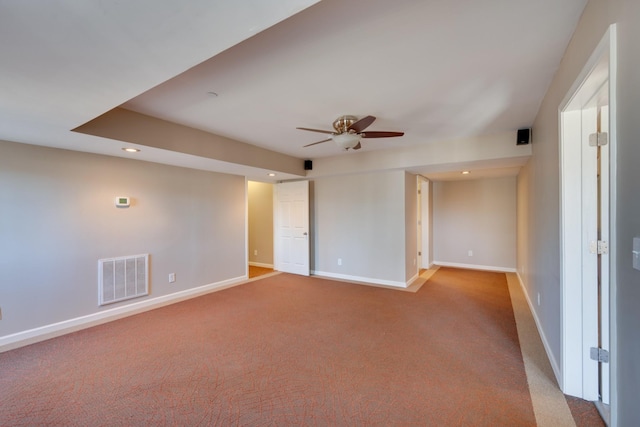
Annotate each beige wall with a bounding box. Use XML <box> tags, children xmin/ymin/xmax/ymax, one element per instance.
<box><xmin>247</xmin><ymin>181</ymin><xmax>274</xmax><ymax>267</ymax></box>
<box><xmin>312</xmin><ymin>170</ymin><xmax>407</xmax><ymax>285</ymax></box>
<box><xmin>519</xmin><ymin>0</ymin><xmax>640</xmax><ymax>423</ymax></box>
<box><xmin>433</xmin><ymin>177</ymin><xmax>516</xmax><ymax>271</ymax></box>
<box><xmin>0</xmin><ymin>140</ymin><xmax>246</xmax><ymax>343</ymax></box>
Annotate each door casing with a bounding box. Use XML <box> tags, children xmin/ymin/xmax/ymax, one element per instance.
<box><xmin>559</xmin><ymin>24</ymin><xmax>616</xmax><ymax>409</ymax></box>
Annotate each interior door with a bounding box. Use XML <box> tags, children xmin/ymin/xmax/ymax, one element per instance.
<box><xmin>275</xmin><ymin>180</ymin><xmax>310</xmax><ymax>276</ymax></box>
<box><xmin>581</xmin><ymin>87</ymin><xmax>610</xmax><ymax>404</ymax></box>
<box><xmin>597</xmin><ymin>104</ymin><xmax>610</xmax><ymax>405</ymax></box>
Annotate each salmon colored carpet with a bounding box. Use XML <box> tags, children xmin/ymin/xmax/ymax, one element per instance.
<box><xmin>1</xmin><ymin>268</ymin><xmax>537</xmax><ymax>426</ymax></box>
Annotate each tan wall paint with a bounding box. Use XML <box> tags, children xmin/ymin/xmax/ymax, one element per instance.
<box><xmin>0</xmin><ymin>140</ymin><xmax>246</xmax><ymax>340</ymax></box>
<box><xmin>75</xmin><ymin>108</ymin><xmax>305</xmax><ymax>176</ymax></box>
<box><xmin>248</xmin><ymin>181</ymin><xmax>274</xmax><ymax>266</ymax></box>
<box><xmin>433</xmin><ymin>177</ymin><xmax>516</xmax><ymax>270</ymax></box>
<box><xmin>519</xmin><ymin>0</ymin><xmax>640</xmax><ymax>423</ymax></box>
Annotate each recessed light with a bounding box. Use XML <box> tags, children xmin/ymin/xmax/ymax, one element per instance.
<box><xmin>268</xmin><ymin>173</ymin><xmax>276</xmax><ymax>177</ymax></box>
<box><xmin>122</xmin><ymin>148</ymin><xmax>140</xmax><ymax>153</ymax></box>
<box><xmin>461</xmin><ymin>171</ymin><xmax>470</xmax><ymax>175</ymax></box>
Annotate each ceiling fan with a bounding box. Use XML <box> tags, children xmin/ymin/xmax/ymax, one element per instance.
<box><xmin>297</xmin><ymin>115</ymin><xmax>404</xmax><ymax>150</ymax></box>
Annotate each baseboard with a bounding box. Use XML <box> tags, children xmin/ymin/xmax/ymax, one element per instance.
<box><xmin>248</xmin><ymin>262</ymin><xmax>274</xmax><ymax>268</ymax></box>
<box><xmin>0</xmin><ymin>275</ymin><xmax>248</xmax><ymax>353</ymax></box>
<box><xmin>433</xmin><ymin>261</ymin><xmax>516</xmax><ymax>273</ymax></box>
<box><xmin>406</xmin><ymin>271</ymin><xmax>419</xmax><ymax>286</ymax></box>
<box><xmin>311</xmin><ymin>270</ymin><xmax>408</xmax><ymax>289</ymax></box>
<box><xmin>515</xmin><ymin>271</ymin><xmax>563</xmax><ymax>388</ymax></box>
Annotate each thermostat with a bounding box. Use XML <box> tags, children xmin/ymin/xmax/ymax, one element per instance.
<box><xmin>115</xmin><ymin>196</ymin><xmax>130</xmax><ymax>208</ymax></box>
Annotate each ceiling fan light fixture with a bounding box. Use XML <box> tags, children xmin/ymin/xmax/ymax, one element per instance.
<box><xmin>298</xmin><ymin>115</ymin><xmax>403</xmax><ymax>151</ymax></box>
<box><xmin>331</xmin><ymin>132</ymin><xmax>361</xmax><ymax>150</ymax></box>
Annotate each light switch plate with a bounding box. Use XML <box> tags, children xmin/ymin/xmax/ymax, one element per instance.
<box><xmin>633</xmin><ymin>237</ymin><xmax>640</xmax><ymax>271</ymax></box>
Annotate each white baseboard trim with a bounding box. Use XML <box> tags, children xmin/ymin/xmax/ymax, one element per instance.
<box><xmin>433</xmin><ymin>261</ymin><xmax>516</xmax><ymax>273</ymax></box>
<box><xmin>515</xmin><ymin>271</ymin><xmax>563</xmax><ymax>388</ymax></box>
<box><xmin>248</xmin><ymin>262</ymin><xmax>274</xmax><ymax>268</ymax></box>
<box><xmin>311</xmin><ymin>270</ymin><xmax>408</xmax><ymax>289</ymax></box>
<box><xmin>406</xmin><ymin>272</ymin><xmax>419</xmax><ymax>286</ymax></box>
<box><xmin>0</xmin><ymin>275</ymin><xmax>248</xmax><ymax>353</ymax></box>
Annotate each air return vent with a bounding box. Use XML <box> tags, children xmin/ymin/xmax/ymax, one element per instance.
<box><xmin>98</xmin><ymin>254</ymin><xmax>149</xmax><ymax>306</ymax></box>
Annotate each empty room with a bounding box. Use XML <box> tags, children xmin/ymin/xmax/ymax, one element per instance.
<box><xmin>2</xmin><ymin>0</ymin><xmax>639</xmax><ymax>425</ymax></box>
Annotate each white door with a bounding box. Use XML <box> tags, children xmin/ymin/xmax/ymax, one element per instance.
<box><xmin>275</xmin><ymin>180</ymin><xmax>310</xmax><ymax>276</ymax></box>
<box><xmin>580</xmin><ymin>96</ymin><xmax>610</xmax><ymax>404</ymax></box>
<box><xmin>597</xmin><ymin>104</ymin><xmax>610</xmax><ymax>404</ymax></box>
<box><xmin>560</xmin><ymin>25</ymin><xmax>614</xmax><ymax>405</ymax></box>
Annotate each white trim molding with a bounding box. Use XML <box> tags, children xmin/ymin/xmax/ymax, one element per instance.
<box><xmin>516</xmin><ymin>272</ymin><xmax>562</xmax><ymax>384</ymax></box>
<box><xmin>311</xmin><ymin>270</ymin><xmax>408</xmax><ymax>289</ymax></box>
<box><xmin>249</xmin><ymin>262</ymin><xmax>274</xmax><ymax>268</ymax></box>
<box><xmin>0</xmin><ymin>275</ymin><xmax>248</xmax><ymax>353</ymax></box>
<box><xmin>433</xmin><ymin>261</ymin><xmax>516</xmax><ymax>273</ymax></box>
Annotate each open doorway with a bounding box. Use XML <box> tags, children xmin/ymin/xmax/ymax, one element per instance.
<box><xmin>247</xmin><ymin>181</ymin><xmax>275</xmax><ymax>278</ymax></box>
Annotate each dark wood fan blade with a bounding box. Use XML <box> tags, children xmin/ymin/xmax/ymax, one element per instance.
<box><xmin>297</xmin><ymin>127</ymin><xmax>335</xmax><ymax>135</ymax></box>
<box><xmin>348</xmin><ymin>115</ymin><xmax>376</xmax><ymax>133</ymax></box>
<box><xmin>303</xmin><ymin>138</ymin><xmax>332</xmax><ymax>147</ymax></box>
<box><xmin>352</xmin><ymin>142</ymin><xmax>362</xmax><ymax>150</ymax></box>
<box><xmin>361</xmin><ymin>131</ymin><xmax>404</xmax><ymax>138</ymax></box>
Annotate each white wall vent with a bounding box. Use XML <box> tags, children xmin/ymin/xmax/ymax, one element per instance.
<box><xmin>98</xmin><ymin>254</ymin><xmax>149</xmax><ymax>306</ymax></box>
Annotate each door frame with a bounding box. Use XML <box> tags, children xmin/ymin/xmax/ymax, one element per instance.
<box><xmin>417</xmin><ymin>176</ymin><xmax>431</xmax><ymax>269</ymax></box>
<box><xmin>559</xmin><ymin>24</ymin><xmax>617</xmax><ymax>410</ymax></box>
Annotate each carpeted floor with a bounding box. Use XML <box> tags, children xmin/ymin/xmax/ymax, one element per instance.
<box><xmin>0</xmin><ymin>268</ymin><xmax>602</xmax><ymax>426</ymax></box>
<box><xmin>566</xmin><ymin>396</ymin><xmax>607</xmax><ymax>427</ymax></box>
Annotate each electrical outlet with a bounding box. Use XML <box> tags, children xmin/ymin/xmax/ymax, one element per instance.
<box><xmin>338</xmin><ymin>258</ymin><xmax>342</xmax><ymax>266</ymax></box>
<box><xmin>468</xmin><ymin>250</ymin><xmax>473</xmax><ymax>257</ymax></box>
<box><xmin>537</xmin><ymin>293</ymin><xmax>541</xmax><ymax>306</ymax></box>
<box><xmin>169</xmin><ymin>273</ymin><xmax>176</xmax><ymax>283</ymax></box>
<box><xmin>254</xmin><ymin>249</ymin><xmax>258</xmax><ymax>256</ymax></box>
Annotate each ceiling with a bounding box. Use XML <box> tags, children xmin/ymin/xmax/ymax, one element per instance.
<box><xmin>0</xmin><ymin>0</ymin><xmax>587</xmax><ymax>182</ymax></box>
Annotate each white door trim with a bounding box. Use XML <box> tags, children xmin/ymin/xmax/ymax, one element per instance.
<box><xmin>558</xmin><ymin>24</ymin><xmax>617</xmax><ymax>413</ymax></box>
<box><xmin>418</xmin><ymin>176</ymin><xmax>430</xmax><ymax>269</ymax></box>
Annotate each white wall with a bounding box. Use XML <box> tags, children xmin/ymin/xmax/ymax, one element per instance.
<box><xmin>247</xmin><ymin>181</ymin><xmax>274</xmax><ymax>267</ymax></box>
<box><xmin>0</xmin><ymin>140</ymin><xmax>246</xmax><ymax>346</ymax></box>
<box><xmin>433</xmin><ymin>177</ymin><xmax>516</xmax><ymax>271</ymax></box>
<box><xmin>519</xmin><ymin>0</ymin><xmax>640</xmax><ymax>424</ymax></box>
<box><xmin>312</xmin><ymin>170</ymin><xmax>408</xmax><ymax>285</ymax></box>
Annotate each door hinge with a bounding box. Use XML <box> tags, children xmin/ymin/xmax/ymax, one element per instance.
<box><xmin>590</xmin><ymin>347</ymin><xmax>610</xmax><ymax>363</ymax></box>
<box><xmin>589</xmin><ymin>132</ymin><xmax>608</xmax><ymax>147</ymax></box>
<box><xmin>589</xmin><ymin>240</ymin><xmax>609</xmax><ymax>254</ymax></box>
